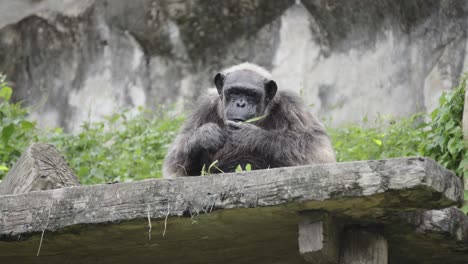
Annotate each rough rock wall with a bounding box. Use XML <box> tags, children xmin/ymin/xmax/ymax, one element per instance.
<box><xmin>0</xmin><ymin>0</ymin><xmax>467</xmax><ymax>131</ymax></box>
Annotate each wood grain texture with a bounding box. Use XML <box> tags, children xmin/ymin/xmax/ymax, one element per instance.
<box><xmin>0</xmin><ymin>157</ymin><xmax>461</xmax><ymax>236</ymax></box>
<box><xmin>387</xmin><ymin>207</ymin><xmax>468</xmax><ymax>263</ymax></box>
<box><xmin>0</xmin><ymin>157</ymin><xmax>465</xmax><ymax>263</ymax></box>
<box><xmin>0</xmin><ymin>143</ymin><xmax>80</xmax><ymax>195</ymax></box>
<box><xmin>299</xmin><ymin>211</ymin><xmax>341</xmax><ymax>263</ymax></box>
<box><xmin>339</xmin><ymin>229</ymin><xmax>387</xmax><ymax>264</ymax></box>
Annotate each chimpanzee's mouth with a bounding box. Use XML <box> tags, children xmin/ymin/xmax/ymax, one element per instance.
<box><xmin>230</xmin><ymin>118</ymin><xmax>245</xmax><ymax>123</ymax></box>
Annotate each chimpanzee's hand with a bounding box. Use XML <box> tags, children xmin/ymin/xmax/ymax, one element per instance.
<box><xmin>225</xmin><ymin>120</ymin><xmax>262</xmax><ymax>147</ymax></box>
<box><xmin>189</xmin><ymin>122</ymin><xmax>226</xmax><ymax>152</ymax></box>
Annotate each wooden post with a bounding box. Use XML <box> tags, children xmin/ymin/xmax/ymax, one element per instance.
<box><xmin>339</xmin><ymin>229</ymin><xmax>388</xmax><ymax>264</ymax></box>
<box><xmin>298</xmin><ymin>211</ymin><xmax>341</xmax><ymax>263</ymax></box>
<box><xmin>0</xmin><ymin>143</ymin><xmax>80</xmax><ymax>195</ymax></box>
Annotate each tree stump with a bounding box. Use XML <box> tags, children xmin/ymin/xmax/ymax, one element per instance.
<box><xmin>0</xmin><ymin>143</ymin><xmax>80</xmax><ymax>195</ymax></box>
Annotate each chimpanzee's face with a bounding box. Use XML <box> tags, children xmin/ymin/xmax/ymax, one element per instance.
<box><xmin>214</xmin><ymin>70</ymin><xmax>277</xmax><ymax>122</ymax></box>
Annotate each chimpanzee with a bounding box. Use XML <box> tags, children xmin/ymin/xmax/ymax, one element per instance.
<box><xmin>163</xmin><ymin>63</ymin><xmax>335</xmax><ymax>178</ymax></box>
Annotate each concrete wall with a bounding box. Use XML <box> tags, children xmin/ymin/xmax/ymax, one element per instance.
<box><xmin>0</xmin><ymin>0</ymin><xmax>467</xmax><ymax>131</ymax></box>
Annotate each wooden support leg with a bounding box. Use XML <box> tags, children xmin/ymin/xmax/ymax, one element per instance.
<box><xmin>298</xmin><ymin>211</ymin><xmax>341</xmax><ymax>264</ymax></box>
<box><xmin>0</xmin><ymin>143</ymin><xmax>80</xmax><ymax>195</ymax></box>
<box><xmin>339</xmin><ymin>229</ymin><xmax>388</xmax><ymax>264</ymax></box>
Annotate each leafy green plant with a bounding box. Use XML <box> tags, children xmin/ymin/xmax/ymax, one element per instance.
<box><xmin>0</xmin><ymin>71</ymin><xmax>466</xmax><ymax>195</ymax></box>
<box><xmin>235</xmin><ymin>163</ymin><xmax>252</xmax><ymax>173</ymax></box>
<box><xmin>329</xmin><ymin>113</ymin><xmax>427</xmax><ymax>163</ymax></box>
<box><xmin>0</xmin><ymin>73</ymin><xmax>185</xmax><ymax>184</ymax></box>
<box><xmin>329</xmin><ymin>74</ymin><xmax>467</xmax><ymax>180</ymax></box>
<box><xmin>0</xmin><ymin>74</ymin><xmax>38</xmax><ymax>179</ymax></box>
<box><xmin>329</xmin><ymin>75</ymin><xmax>468</xmax><ymax>211</ymax></box>
<box><xmin>421</xmin><ymin>75</ymin><xmax>467</xmax><ymax>177</ymax></box>
<box><xmin>419</xmin><ymin>75</ymin><xmax>468</xmax><ymax>212</ymax></box>
<box><xmin>41</xmin><ymin>108</ymin><xmax>184</xmax><ymax>185</ymax></box>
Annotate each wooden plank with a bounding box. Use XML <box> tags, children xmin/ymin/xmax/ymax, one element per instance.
<box><xmin>339</xmin><ymin>229</ymin><xmax>387</xmax><ymax>264</ymax></box>
<box><xmin>0</xmin><ymin>143</ymin><xmax>80</xmax><ymax>195</ymax></box>
<box><xmin>299</xmin><ymin>211</ymin><xmax>341</xmax><ymax>263</ymax></box>
<box><xmin>387</xmin><ymin>207</ymin><xmax>468</xmax><ymax>263</ymax></box>
<box><xmin>0</xmin><ymin>157</ymin><xmax>464</xmax><ymax>263</ymax></box>
<box><xmin>0</xmin><ymin>158</ymin><xmax>463</xmax><ymax>235</ymax></box>
<box><xmin>0</xmin><ymin>157</ymin><xmax>462</xmax><ymax>237</ymax></box>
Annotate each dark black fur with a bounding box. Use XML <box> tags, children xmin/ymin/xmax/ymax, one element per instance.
<box><xmin>163</xmin><ymin>64</ymin><xmax>335</xmax><ymax>177</ymax></box>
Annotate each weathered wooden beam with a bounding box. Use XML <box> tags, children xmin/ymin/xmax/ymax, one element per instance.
<box><xmin>0</xmin><ymin>143</ymin><xmax>80</xmax><ymax>195</ymax></box>
<box><xmin>402</xmin><ymin>207</ymin><xmax>468</xmax><ymax>241</ymax></box>
<box><xmin>0</xmin><ymin>157</ymin><xmax>462</xmax><ymax>237</ymax></box>
<box><xmin>0</xmin><ymin>157</ymin><xmax>465</xmax><ymax>263</ymax></box>
<box><xmin>386</xmin><ymin>207</ymin><xmax>468</xmax><ymax>263</ymax></box>
<box><xmin>299</xmin><ymin>211</ymin><xmax>341</xmax><ymax>263</ymax></box>
<box><xmin>339</xmin><ymin>229</ymin><xmax>388</xmax><ymax>264</ymax></box>
<box><xmin>299</xmin><ymin>207</ymin><xmax>468</xmax><ymax>264</ymax></box>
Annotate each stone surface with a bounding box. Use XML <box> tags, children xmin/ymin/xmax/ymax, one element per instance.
<box><xmin>0</xmin><ymin>0</ymin><xmax>467</xmax><ymax>131</ymax></box>
<box><xmin>0</xmin><ymin>157</ymin><xmax>466</xmax><ymax>263</ymax></box>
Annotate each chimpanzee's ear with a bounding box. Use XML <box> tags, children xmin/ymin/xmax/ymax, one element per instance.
<box><xmin>214</xmin><ymin>73</ymin><xmax>226</xmax><ymax>95</ymax></box>
<box><xmin>265</xmin><ymin>80</ymin><xmax>278</xmax><ymax>102</ymax></box>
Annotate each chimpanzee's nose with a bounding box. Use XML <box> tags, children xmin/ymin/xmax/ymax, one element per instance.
<box><xmin>236</xmin><ymin>99</ymin><xmax>246</xmax><ymax>108</ymax></box>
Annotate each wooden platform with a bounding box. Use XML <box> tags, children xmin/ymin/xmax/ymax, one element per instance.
<box><xmin>0</xmin><ymin>145</ymin><xmax>467</xmax><ymax>263</ymax></box>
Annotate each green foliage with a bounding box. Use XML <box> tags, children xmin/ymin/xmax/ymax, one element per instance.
<box><xmin>41</xmin><ymin>109</ymin><xmax>184</xmax><ymax>185</ymax></box>
<box><xmin>329</xmin><ymin>75</ymin><xmax>468</xmax><ymax>211</ymax></box>
<box><xmin>420</xmin><ymin>75</ymin><xmax>468</xmax><ymax>212</ymax></box>
<box><xmin>0</xmin><ymin>73</ymin><xmax>183</xmax><ymax>183</ymax></box>
<box><xmin>0</xmin><ymin>74</ymin><xmax>38</xmax><ymax>179</ymax></box>
<box><xmin>201</xmin><ymin>160</ymin><xmax>224</xmax><ymax>176</ymax></box>
<box><xmin>234</xmin><ymin>163</ymin><xmax>252</xmax><ymax>173</ymax></box>
<box><xmin>0</xmin><ymin>72</ymin><xmax>466</xmax><ymax>193</ymax></box>
<box><xmin>329</xmin><ymin>113</ymin><xmax>427</xmax><ymax>162</ymax></box>
<box><xmin>329</xmin><ymin>74</ymin><xmax>467</xmax><ymax>180</ymax></box>
<box><xmin>421</xmin><ymin>76</ymin><xmax>467</xmax><ymax>177</ymax></box>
